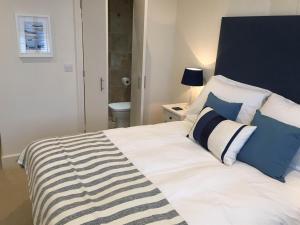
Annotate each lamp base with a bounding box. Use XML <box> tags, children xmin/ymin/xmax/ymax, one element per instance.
<box><xmin>188</xmin><ymin>86</ymin><xmax>203</xmax><ymax>106</ymax></box>
<box><xmin>188</xmin><ymin>87</ymin><xmax>193</xmax><ymax>106</ymax></box>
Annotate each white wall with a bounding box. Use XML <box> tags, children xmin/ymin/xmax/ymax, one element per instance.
<box><xmin>143</xmin><ymin>0</ymin><xmax>178</xmax><ymax>124</ymax></box>
<box><xmin>0</xmin><ymin>0</ymin><xmax>81</xmax><ymax>162</ymax></box>
<box><xmin>172</xmin><ymin>0</ymin><xmax>300</xmax><ymax>103</ymax></box>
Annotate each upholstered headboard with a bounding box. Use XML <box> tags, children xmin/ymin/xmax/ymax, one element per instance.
<box><xmin>215</xmin><ymin>16</ymin><xmax>300</xmax><ymax>103</ymax></box>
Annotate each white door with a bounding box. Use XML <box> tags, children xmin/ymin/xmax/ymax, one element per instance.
<box><xmin>130</xmin><ymin>0</ymin><xmax>148</xmax><ymax>126</ymax></box>
<box><xmin>81</xmin><ymin>0</ymin><xmax>108</xmax><ymax>132</ymax></box>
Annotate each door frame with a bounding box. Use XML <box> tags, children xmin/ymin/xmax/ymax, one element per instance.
<box><xmin>130</xmin><ymin>0</ymin><xmax>148</xmax><ymax>126</ymax></box>
<box><xmin>140</xmin><ymin>0</ymin><xmax>148</xmax><ymax>125</ymax></box>
<box><xmin>73</xmin><ymin>0</ymin><xmax>109</xmax><ymax>132</ymax></box>
<box><xmin>73</xmin><ymin>0</ymin><xmax>85</xmax><ymax>132</ymax></box>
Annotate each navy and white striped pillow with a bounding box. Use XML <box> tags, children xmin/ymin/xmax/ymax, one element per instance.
<box><xmin>188</xmin><ymin>107</ymin><xmax>257</xmax><ymax>165</ymax></box>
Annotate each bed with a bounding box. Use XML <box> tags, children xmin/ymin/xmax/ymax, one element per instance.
<box><xmin>19</xmin><ymin>16</ymin><xmax>300</xmax><ymax>225</ymax></box>
<box><xmin>106</xmin><ymin>122</ymin><xmax>300</xmax><ymax>224</ymax></box>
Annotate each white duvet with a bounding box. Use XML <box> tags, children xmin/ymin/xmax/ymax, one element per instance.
<box><xmin>104</xmin><ymin>121</ymin><xmax>300</xmax><ymax>225</ymax></box>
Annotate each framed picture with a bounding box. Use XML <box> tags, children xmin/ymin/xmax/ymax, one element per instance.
<box><xmin>16</xmin><ymin>14</ymin><xmax>53</xmax><ymax>58</ymax></box>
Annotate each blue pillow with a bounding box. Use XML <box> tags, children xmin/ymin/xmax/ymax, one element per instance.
<box><xmin>205</xmin><ymin>92</ymin><xmax>242</xmax><ymax>120</ymax></box>
<box><xmin>237</xmin><ymin>111</ymin><xmax>300</xmax><ymax>182</ymax></box>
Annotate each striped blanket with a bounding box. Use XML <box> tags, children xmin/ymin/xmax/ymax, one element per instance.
<box><xmin>18</xmin><ymin>131</ymin><xmax>187</xmax><ymax>225</ymax></box>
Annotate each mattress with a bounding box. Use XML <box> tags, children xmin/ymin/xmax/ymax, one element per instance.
<box><xmin>104</xmin><ymin>121</ymin><xmax>300</xmax><ymax>225</ymax></box>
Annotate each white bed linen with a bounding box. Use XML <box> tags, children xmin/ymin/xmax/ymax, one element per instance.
<box><xmin>104</xmin><ymin>121</ymin><xmax>300</xmax><ymax>225</ymax></box>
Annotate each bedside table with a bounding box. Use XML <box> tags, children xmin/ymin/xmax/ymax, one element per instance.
<box><xmin>162</xmin><ymin>103</ymin><xmax>188</xmax><ymax>122</ymax></box>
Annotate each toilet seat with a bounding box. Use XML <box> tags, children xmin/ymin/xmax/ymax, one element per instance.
<box><xmin>109</xmin><ymin>102</ymin><xmax>131</xmax><ymax>112</ymax></box>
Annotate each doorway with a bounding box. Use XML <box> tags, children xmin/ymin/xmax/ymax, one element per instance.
<box><xmin>77</xmin><ymin>0</ymin><xmax>147</xmax><ymax>132</ymax></box>
<box><xmin>108</xmin><ymin>0</ymin><xmax>133</xmax><ymax>129</ymax></box>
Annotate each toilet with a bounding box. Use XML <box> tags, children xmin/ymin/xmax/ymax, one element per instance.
<box><xmin>108</xmin><ymin>102</ymin><xmax>131</xmax><ymax>128</ymax></box>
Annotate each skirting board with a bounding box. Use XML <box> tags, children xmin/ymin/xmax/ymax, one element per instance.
<box><xmin>1</xmin><ymin>154</ymin><xmax>20</xmax><ymax>169</ymax></box>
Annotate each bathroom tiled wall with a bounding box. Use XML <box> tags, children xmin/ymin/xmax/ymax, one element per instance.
<box><xmin>108</xmin><ymin>0</ymin><xmax>133</xmax><ymax>103</ymax></box>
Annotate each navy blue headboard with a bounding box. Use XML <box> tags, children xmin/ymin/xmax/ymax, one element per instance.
<box><xmin>215</xmin><ymin>16</ymin><xmax>300</xmax><ymax>103</ymax></box>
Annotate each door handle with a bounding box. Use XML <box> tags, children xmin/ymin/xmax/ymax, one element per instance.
<box><xmin>100</xmin><ymin>78</ymin><xmax>104</xmax><ymax>92</ymax></box>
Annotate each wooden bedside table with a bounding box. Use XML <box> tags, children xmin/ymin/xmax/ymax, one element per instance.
<box><xmin>162</xmin><ymin>103</ymin><xmax>188</xmax><ymax>122</ymax></box>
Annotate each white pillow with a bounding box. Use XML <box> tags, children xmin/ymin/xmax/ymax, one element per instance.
<box><xmin>216</xmin><ymin>75</ymin><xmax>271</xmax><ymax>93</ymax></box>
<box><xmin>188</xmin><ymin>75</ymin><xmax>271</xmax><ymax>124</ymax></box>
<box><xmin>260</xmin><ymin>93</ymin><xmax>300</xmax><ymax>171</ymax></box>
<box><xmin>188</xmin><ymin>107</ymin><xmax>257</xmax><ymax>165</ymax></box>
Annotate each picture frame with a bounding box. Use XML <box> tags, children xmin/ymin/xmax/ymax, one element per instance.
<box><xmin>16</xmin><ymin>14</ymin><xmax>53</xmax><ymax>58</ymax></box>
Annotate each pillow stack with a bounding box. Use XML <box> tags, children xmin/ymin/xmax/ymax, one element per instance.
<box><xmin>187</xmin><ymin>75</ymin><xmax>300</xmax><ymax>183</ymax></box>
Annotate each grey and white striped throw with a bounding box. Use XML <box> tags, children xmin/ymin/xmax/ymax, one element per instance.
<box><xmin>19</xmin><ymin>131</ymin><xmax>187</xmax><ymax>225</ymax></box>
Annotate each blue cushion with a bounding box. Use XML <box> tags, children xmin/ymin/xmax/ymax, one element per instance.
<box><xmin>237</xmin><ymin>111</ymin><xmax>300</xmax><ymax>182</ymax></box>
<box><xmin>205</xmin><ymin>92</ymin><xmax>242</xmax><ymax>120</ymax></box>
